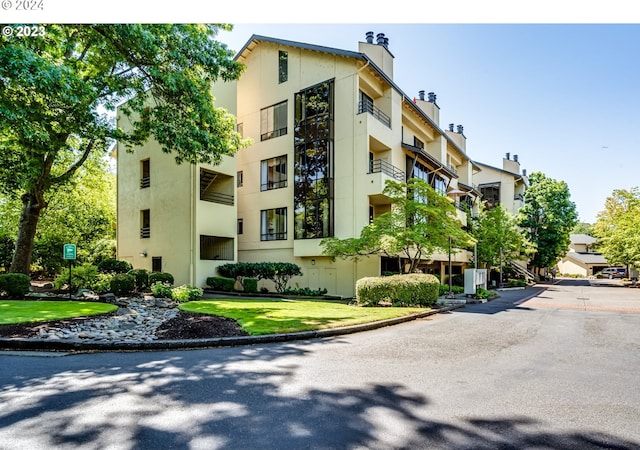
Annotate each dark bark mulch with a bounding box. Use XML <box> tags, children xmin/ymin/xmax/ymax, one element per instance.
<box><xmin>0</xmin><ymin>311</ymin><xmax>248</xmax><ymax>340</ymax></box>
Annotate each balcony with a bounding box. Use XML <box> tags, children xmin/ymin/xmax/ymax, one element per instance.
<box><xmin>200</xmin><ymin>168</ymin><xmax>234</xmax><ymax>206</ymax></box>
<box><xmin>358</xmin><ymin>100</ymin><xmax>391</xmax><ymax>128</ymax></box>
<box><xmin>369</xmin><ymin>159</ymin><xmax>405</xmax><ymax>181</ymax></box>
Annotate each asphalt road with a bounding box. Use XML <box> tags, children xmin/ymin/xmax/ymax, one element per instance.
<box><xmin>1</xmin><ymin>279</ymin><xmax>639</xmax><ymax>449</ymax></box>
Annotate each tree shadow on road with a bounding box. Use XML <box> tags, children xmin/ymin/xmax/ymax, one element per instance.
<box><xmin>1</xmin><ymin>341</ymin><xmax>638</xmax><ymax>449</ymax></box>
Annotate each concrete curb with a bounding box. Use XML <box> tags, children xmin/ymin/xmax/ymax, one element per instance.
<box><xmin>0</xmin><ymin>305</ymin><xmax>464</xmax><ymax>353</ymax></box>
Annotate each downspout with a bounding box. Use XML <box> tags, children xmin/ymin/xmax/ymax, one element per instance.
<box><xmin>190</xmin><ymin>164</ymin><xmax>196</xmax><ymax>285</ymax></box>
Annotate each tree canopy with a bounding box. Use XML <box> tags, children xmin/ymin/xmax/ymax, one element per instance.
<box><xmin>517</xmin><ymin>171</ymin><xmax>578</xmax><ymax>273</ymax></box>
<box><xmin>0</xmin><ymin>24</ymin><xmax>247</xmax><ymax>273</ymax></box>
<box><xmin>470</xmin><ymin>203</ymin><xmax>533</xmax><ymax>270</ymax></box>
<box><xmin>321</xmin><ymin>178</ymin><xmax>474</xmax><ymax>274</ymax></box>
<box><xmin>593</xmin><ymin>187</ymin><xmax>640</xmax><ymax>268</ymax></box>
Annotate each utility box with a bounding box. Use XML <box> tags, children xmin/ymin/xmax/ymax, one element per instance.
<box><xmin>464</xmin><ymin>269</ymin><xmax>487</xmax><ymax>295</ymax></box>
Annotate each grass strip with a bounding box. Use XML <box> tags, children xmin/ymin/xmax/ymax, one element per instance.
<box><xmin>179</xmin><ymin>299</ymin><xmax>428</xmax><ymax>335</ymax></box>
<box><xmin>0</xmin><ymin>301</ymin><xmax>118</xmax><ymax>325</ymax></box>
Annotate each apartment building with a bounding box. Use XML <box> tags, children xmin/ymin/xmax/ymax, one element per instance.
<box><xmin>473</xmin><ymin>153</ymin><xmax>528</xmax><ymax>216</ymax></box>
<box><xmin>117</xmin><ymin>32</ymin><xmax>482</xmax><ymax>297</ymax></box>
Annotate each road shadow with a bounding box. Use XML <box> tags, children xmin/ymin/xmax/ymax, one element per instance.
<box><xmin>1</xmin><ymin>341</ymin><xmax>638</xmax><ymax>449</ymax></box>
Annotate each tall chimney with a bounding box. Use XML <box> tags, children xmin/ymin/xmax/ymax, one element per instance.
<box><xmin>383</xmin><ymin>37</ymin><xmax>389</xmax><ymax>48</ymax></box>
<box><xmin>376</xmin><ymin>33</ymin><xmax>385</xmax><ymax>45</ymax></box>
<box><xmin>456</xmin><ymin>125</ymin><xmax>464</xmax><ymax>134</ymax></box>
<box><xmin>506</xmin><ymin>152</ymin><xmax>510</xmax><ymax>160</ymax></box>
<box><xmin>365</xmin><ymin>31</ymin><xmax>374</xmax><ymax>44</ymax></box>
<box><xmin>428</xmin><ymin>92</ymin><xmax>436</xmax><ymax>103</ymax></box>
<box><xmin>513</xmin><ymin>154</ymin><xmax>519</xmax><ymax>163</ymax></box>
<box><xmin>523</xmin><ymin>169</ymin><xmax>527</xmax><ymax>176</ymax></box>
<box><xmin>418</xmin><ymin>90</ymin><xmax>425</xmax><ymax>101</ymax></box>
<box><xmin>449</xmin><ymin>123</ymin><xmax>454</xmax><ymax>132</ymax></box>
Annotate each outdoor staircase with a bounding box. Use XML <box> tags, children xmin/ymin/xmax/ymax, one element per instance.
<box><xmin>510</xmin><ymin>261</ymin><xmax>536</xmax><ymax>283</ymax></box>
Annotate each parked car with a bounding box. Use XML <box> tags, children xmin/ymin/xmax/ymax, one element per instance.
<box><xmin>599</xmin><ymin>267</ymin><xmax>627</xmax><ymax>279</ymax></box>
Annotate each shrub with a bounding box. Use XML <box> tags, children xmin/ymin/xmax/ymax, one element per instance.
<box><xmin>149</xmin><ymin>272</ymin><xmax>174</xmax><ymax>286</ymax></box>
<box><xmin>128</xmin><ymin>269</ymin><xmax>149</xmax><ymax>291</ymax></box>
<box><xmin>507</xmin><ymin>279</ymin><xmax>526</xmax><ymax>287</ymax></box>
<box><xmin>110</xmin><ymin>273</ymin><xmax>135</xmax><ymax>296</ymax></box>
<box><xmin>206</xmin><ymin>276</ymin><xmax>235</xmax><ymax>292</ymax></box>
<box><xmin>54</xmin><ymin>264</ymin><xmax>99</xmax><ymax>291</ymax></box>
<box><xmin>438</xmin><ymin>284</ymin><xmax>465</xmax><ymax>296</ymax></box>
<box><xmin>282</xmin><ymin>286</ymin><xmax>328</xmax><ymax>296</ymax></box>
<box><xmin>475</xmin><ymin>288</ymin><xmax>494</xmax><ymax>299</ymax></box>
<box><xmin>92</xmin><ymin>273</ymin><xmax>113</xmax><ymax>295</ymax></box>
<box><xmin>171</xmin><ymin>284</ymin><xmax>203</xmax><ymax>302</ymax></box>
<box><xmin>0</xmin><ymin>273</ymin><xmax>31</xmax><ymax>298</ymax></box>
<box><xmin>356</xmin><ymin>274</ymin><xmax>439</xmax><ymax>307</ymax></box>
<box><xmin>242</xmin><ymin>277</ymin><xmax>258</xmax><ymax>293</ymax></box>
<box><xmin>97</xmin><ymin>258</ymin><xmax>133</xmax><ymax>274</ymax></box>
<box><xmin>217</xmin><ymin>262</ymin><xmax>302</xmax><ymax>293</ymax></box>
<box><xmin>151</xmin><ymin>282</ymin><xmax>173</xmax><ymax>299</ymax></box>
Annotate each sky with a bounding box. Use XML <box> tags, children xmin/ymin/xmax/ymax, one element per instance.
<box><xmin>5</xmin><ymin>1</ymin><xmax>640</xmax><ymax>224</ymax></box>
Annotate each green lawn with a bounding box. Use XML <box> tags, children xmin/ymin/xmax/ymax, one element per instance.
<box><xmin>0</xmin><ymin>301</ymin><xmax>117</xmax><ymax>325</ymax></box>
<box><xmin>179</xmin><ymin>299</ymin><xmax>429</xmax><ymax>335</ymax></box>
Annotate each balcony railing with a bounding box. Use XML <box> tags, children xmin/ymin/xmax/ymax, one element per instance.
<box><xmin>140</xmin><ymin>227</ymin><xmax>150</xmax><ymax>239</ymax></box>
<box><xmin>140</xmin><ymin>177</ymin><xmax>150</xmax><ymax>188</ymax></box>
<box><xmin>200</xmin><ymin>191</ymin><xmax>234</xmax><ymax>206</ymax></box>
<box><xmin>358</xmin><ymin>100</ymin><xmax>391</xmax><ymax>128</ymax></box>
<box><xmin>369</xmin><ymin>159</ymin><xmax>405</xmax><ymax>181</ymax></box>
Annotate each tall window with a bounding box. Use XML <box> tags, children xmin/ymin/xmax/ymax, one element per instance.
<box><xmin>261</xmin><ymin>101</ymin><xmax>287</xmax><ymax>141</ymax></box>
<box><xmin>261</xmin><ymin>208</ymin><xmax>287</xmax><ymax>241</ymax></box>
<box><xmin>140</xmin><ymin>209</ymin><xmax>150</xmax><ymax>238</ymax></box>
<box><xmin>237</xmin><ymin>171</ymin><xmax>243</xmax><ymax>188</ymax></box>
<box><xmin>278</xmin><ymin>50</ymin><xmax>288</xmax><ymax>83</ymax></box>
<box><xmin>152</xmin><ymin>257</ymin><xmax>162</xmax><ymax>272</ymax></box>
<box><xmin>261</xmin><ymin>155</ymin><xmax>287</xmax><ymax>191</ymax></box>
<box><xmin>294</xmin><ymin>79</ymin><xmax>334</xmax><ymax>239</ymax></box>
<box><xmin>140</xmin><ymin>159</ymin><xmax>150</xmax><ymax>188</ymax></box>
<box><xmin>237</xmin><ymin>218</ymin><xmax>244</xmax><ymax>235</ymax></box>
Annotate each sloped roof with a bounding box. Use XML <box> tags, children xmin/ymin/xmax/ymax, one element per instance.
<box><xmin>564</xmin><ymin>251</ymin><xmax>607</xmax><ymax>265</ymax></box>
<box><xmin>570</xmin><ymin>234</ymin><xmax>598</xmax><ymax>245</ymax></box>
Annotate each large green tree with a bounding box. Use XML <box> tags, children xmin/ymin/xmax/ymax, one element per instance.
<box><xmin>0</xmin><ymin>24</ymin><xmax>246</xmax><ymax>274</ymax></box>
<box><xmin>0</xmin><ymin>152</ymin><xmax>117</xmax><ymax>275</ymax></box>
<box><xmin>592</xmin><ymin>187</ymin><xmax>640</xmax><ymax>268</ymax></box>
<box><xmin>321</xmin><ymin>178</ymin><xmax>474</xmax><ymax>274</ymax></box>
<box><xmin>517</xmin><ymin>171</ymin><xmax>578</xmax><ymax>274</ymax></box>
<box><xmin>471</xmin><ymin>203</ymin><xmax>533</xmax><ymax>271</ymax></box>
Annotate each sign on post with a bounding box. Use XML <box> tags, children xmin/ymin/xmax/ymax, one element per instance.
<box><xmin>63</xmin><ymin>244</ymin><xmax>77</xmax><ymax>260</ymax></box>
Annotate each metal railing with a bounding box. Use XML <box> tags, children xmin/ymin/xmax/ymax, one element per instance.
<box><xmin>200</xmin><ymin>191</ymin><xmax>234</xmax><ymax>206</ymax></box>
<box><xmin>140</xmin><ymin>177</ymin><xmax>150</xmax><ymax>188</ymax></box>
<box><xmin>358</xmin><ymin>100</ymin><xmax>391</xmax><ymax>128</ymax></box>
<box><xmin>140</xmin><ymin>227</ymin><xmax>150</xmax><ymax>238</ymax></box>
<box><xmin>369</xmin><ymin>159</ymin><xmax>405</xmax><ymax>181</ymax></box>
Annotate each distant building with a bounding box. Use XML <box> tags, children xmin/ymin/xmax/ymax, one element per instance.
<box><xmin>557</xmin><ymin>234</ymin><xmax>608</xmax><ymax>277</ymax></box>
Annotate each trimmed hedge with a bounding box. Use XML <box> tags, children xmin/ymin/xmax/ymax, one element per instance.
<box><xmin>217</xmin><ymin>262</ymin><xmax>302</xmax><ymax>293</ymax></box>
<box><xmin>356</xmin><ymin>274</ymin><xmax>439</xmax><ymax>307</ymax></box>
<box><xmin>206</xmin><ymin>276</ymin><xmax>235</xmax><ymax>292</ymax></box>
<box><xmin>110</xmin><ymin>273</ymin><xmax>135</xmax><ymax>296</ymax></box>
<box><xmin>148</xmin><ymin>272</ymin><xmax>174</xmax><ymax>286</ymax></box>
<box><xmin>0</xmin><ymin>273</ymin><xmax>31</xmax><ymax>298</ymax></box>
<box><xmin>242</xmin><ymin>277</ymin><xmax>258</xmax><ymax>293</ymax></box>
<box><xmin>128</xmin><ymin>269</ymin><xmax>149</xmax><ymax>291</ymax></box>
<box><xmin>97</xmin><ymin>258</ymin><xmax>133</xmax><ymax>274</ymax></box>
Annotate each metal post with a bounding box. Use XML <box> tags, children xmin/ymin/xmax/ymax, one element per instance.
<box><xmin>68</xmin><ymin>260</ymin><xmax>72</xmax><ymax>299</ymax></box>
<box><xmin>447</xmin><ymin>237</ymin><xmax>455</xmax><ymax>298</ymax></box>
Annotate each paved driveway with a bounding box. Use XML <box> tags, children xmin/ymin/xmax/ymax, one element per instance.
<box><xmin>0</xmin><ymin>280</ymin><xmax>639</xmax><ymax>449</ymax></box>
<box><xmin>518</xmin><ymin>278</ymin><xmax>640</xmax><ymax>313</ymax></box>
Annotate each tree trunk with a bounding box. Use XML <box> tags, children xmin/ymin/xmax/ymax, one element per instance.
<box><xmin>9</xmin><ymin>192</ymin><xmax>44</xmax><ymax>274</ymax></box>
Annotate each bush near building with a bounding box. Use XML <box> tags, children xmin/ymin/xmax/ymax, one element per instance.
<box><xmin>148</xmin><ymin>272</ymin><xmax>174</xmax><ymax>286</ymax></box>
<box><xmin>356</xmin><ymin>274</ymin><xmax>439</xmax><ymax>307</ymax></box>
<box><xmin>0</xmin><ymin>273</ymin><xmax>31</xmax><ymax>298</ymax></box>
